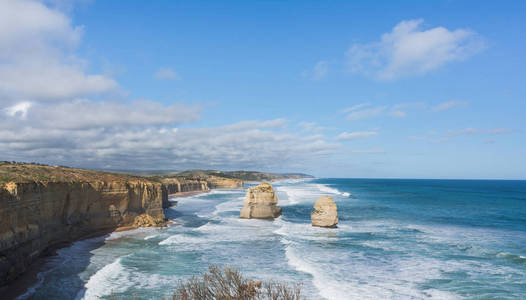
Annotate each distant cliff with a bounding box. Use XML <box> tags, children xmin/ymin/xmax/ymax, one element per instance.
<box><xmin>177</xmin><ymin>170</ymin><xmax>314</xmax><ymax>182</ymax></box>
<box><xmin>0</xmin><ymin>163</ymin><xmax>243</xmax><ymax>287</ymax></box>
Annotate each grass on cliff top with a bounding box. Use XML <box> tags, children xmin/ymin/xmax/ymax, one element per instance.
<box><xmin>0</xmin><ymin>162</ymin><xmax>231</xmax><ymax>185</ymax></box>
<box><xmin>0</xmin><ymin>161</ymin><xmax>149</xmax><ymax>185</ymax></box>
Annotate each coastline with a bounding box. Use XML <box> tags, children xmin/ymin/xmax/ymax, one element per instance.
<box><xmin>1</xmin><ymin>227</ymin><xmax>117</xmax><ymax>300</ymax></box>
<box><xmin>3</xmin><ymin>189</ymin><xmax>214</xmax><ymax>300</ymax></box>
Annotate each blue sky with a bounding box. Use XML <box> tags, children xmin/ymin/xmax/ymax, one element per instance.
<box><xmin>1</xmin><ymin>0</ymin><xmax>525</xmax><ymax>179</ymax></box>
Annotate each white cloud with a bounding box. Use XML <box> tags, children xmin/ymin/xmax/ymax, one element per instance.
<box><xmin>302</xmin><ymin>60</ymin><xmax>329</xmax><ymax>81</ymax></box>
<box><xmin>343</xmin><ymin>102</ymin><xmax>425</xmax><ymax>120</ymax></box>
<box><xmin>4</xmin><ymin>102</ymin><xmax>32</xmax><ymax>119</ymax></box>
<box><xmin>336</xmin><ymin>131</ymin><xmax>378</xmax><ymax>140</ymax></box>
<box><xmin>346</xmin><ymin>19</ymin><xmax>485</xmax><ymax>79</ymax></box>
<box><xmin>27</xmin><ymin>99</ymin><xmax>200</xmax><ymax>129</ymax></box>
<box><xmin>432</xmin><ymin>100</ymin><xmax>468</xmax><ymax>112</ymax></box>
<box><xmin>154</xmin><ymin>67</ymin><xmax>181</xmax><ymax>80</ymax></box>
<box><xmin>0</xmin><ymin>0</ymin><xmax>117</xmax><ymax>103</ymax></box>
<box><xmin>346</xmin><ymin>106</ymin><xmax>387</xmax><ymax>120</ymax></box>
<box><xmin>0</xmin><ymin>1</ymin><xmax>340</xmax><ymax>172</ymax></box>
<box><xmin>0</xmin><ymin>111</ymin><xmax>337</xmax><ymax>170</ymax></box>
<box><xmin>342</xmin><ymin>102</ymin><xmax>371</xmax><ymax>113</ymax></box>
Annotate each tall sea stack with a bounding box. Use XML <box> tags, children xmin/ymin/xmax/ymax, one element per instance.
<box><xmin>239</xmin><ymin>183</ymin><xmax>282</xmax><ymax>219</ymax></box>
<box><xmin>311</xmin><ymin>196</ymin><xmax>338</xmax><ymax>228</ymax></box>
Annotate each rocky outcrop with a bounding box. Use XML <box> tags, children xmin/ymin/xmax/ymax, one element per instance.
<box><xmin>162</xmin><ymin>178</ymin><xmax>210</xmax><ymax>195</ymax></box>
<box><xmin>161</xmin><ymin>175</ymin><xmax>242</xmax><ymax>199</ymax></box>
<box><xmin>132</xmin><ymin>213</ymin><xmax>166</xmax><ymax>228</ymax></box>
<box><xmin>240</xmin><ymin>183</ymin><xmax>281</xmax><ymax>219</ymax></box>
<box><xmin>0</xmin><ymin>180</ymin><xmax>166</xmax><ymax>286</ymax></box>
<box><xmin>311</xmin><ymin>196</ymin><xmax>338</xmax><ymax>228</ymax></box>
<box><xmin>205</xmin><ymin>175</ymin><xmax>243</xmax><ymax>189</ymax></box>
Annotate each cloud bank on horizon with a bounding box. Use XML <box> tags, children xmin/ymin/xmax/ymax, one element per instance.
<box><xmin>0</xmin><ymin>0</ymin><xmax>523</xmax><ymax>178</ymax></box>
<box><xmin>0</xmin><ymin>0</ymin><xmax>336</xmax><ymax>171</ymax></box>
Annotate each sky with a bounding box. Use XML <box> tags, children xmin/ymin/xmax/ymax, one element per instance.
<box><xmin>0</xmin><ymin>0</ymin><xmax>525</xmax><ymax>179</ymax></box>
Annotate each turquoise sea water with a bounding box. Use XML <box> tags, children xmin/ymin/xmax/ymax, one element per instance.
<box><xmin>18</xmin><ymin>179</ymin><xmax>526</xmax><ymax>299</ymax></box>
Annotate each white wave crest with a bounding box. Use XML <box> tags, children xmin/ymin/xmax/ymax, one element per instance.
<box><xmin>79</xmin><ymin>257</ymin><xmax>133</xmax><ymax>300</ymax></box>
<box><xmin>315</xmin><ymin>184</ymin><xmax>350</xmax><ymax>197</ymax></box>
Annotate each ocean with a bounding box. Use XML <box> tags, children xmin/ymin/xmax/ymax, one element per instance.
<box><xmin>18</xmin><ymin>179</ymin><xmax>526</xmax><ymax>299</ymax></box>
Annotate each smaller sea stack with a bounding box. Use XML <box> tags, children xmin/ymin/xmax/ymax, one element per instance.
<box><xmin>240</xmin><ymin>182</ymin><xmax>282</xmax><ymax>219</ymax></box>
<box><xmin>311</xmin><ymin>196</ymin><xmax>338</xmax><ymax>228</ymax></box>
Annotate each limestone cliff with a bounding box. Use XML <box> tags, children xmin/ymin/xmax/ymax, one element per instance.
<box><xmin>0</xmin><ymin>179</ymin><xmax>166</xmax><ymax>286</ymax></box>
<box><xmin>0</xmin><ymin>163</ymin><xmax>246</xmax><ymax>287</ymax></box>
<box><xmin>199</xmin><ymin>175</ymin><xmax>243</xmax><ymax>189</ymax></box>
<box><xmin>161</xmin><ymin>175</ymin><xmax>242</xmax><ymax>199</ymax></box>
<box><xmin>161</xmin><ymin>177</ymin><xmax>210</xmax><ymax>197</ymax></box>
<box><xmin>239</xmin><ymin>183</ymin><xmax>281</xmax><ymax>219</ymax></box>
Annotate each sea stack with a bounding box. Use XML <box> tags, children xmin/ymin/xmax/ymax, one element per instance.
<box><xmin>240</xmin><ymin>182</ymin><xmax>282</xmax><ymax>219</ymax></box>
<box><xmin>311</xmin><ymin>196</ymin><xmax>338</xmax><ymax>228</ymax></box>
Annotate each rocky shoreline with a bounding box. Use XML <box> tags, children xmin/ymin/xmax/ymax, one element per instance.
<box><xmin>0</xmin><ymin>163</ymin><xmax>244</xmax><ymax>291</ymax></box>
<box><xmin>0</xmin><ymin>162</ymin><xmax>313</xmax><ymax>298</ymax></box>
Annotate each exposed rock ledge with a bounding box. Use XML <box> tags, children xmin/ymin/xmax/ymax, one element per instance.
<box><xmin>240</xmin><ymin>183</ymin><xmax>282</xmax><ymax>219</ymax></box>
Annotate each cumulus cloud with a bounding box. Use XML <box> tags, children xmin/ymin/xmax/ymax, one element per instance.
<box><xmin>154</xmin><ymin>67</ymin><xmax>181</xmax><ymax>80</ymax></box>
<box><xmin>4</xmin><ymin>102</ymin><xmax>32</xmax><ymax>119</ymax></box>
<box><xmin>22</xmin><ymin>100</ymin><xmax>200</xmax><ymax>129</ymax></box>
<box><xmin>0</xmin><ymin>0</ymin><xmax>117</xmax><ymax>103</ymax></box>
<box><xmin>0</xmin><ymin>112</ymin><xmax>338</xmax><ymax>170</ymax></box>
<box><xmin>0</xmin><ymin>1</ymin><xmax>339</xmax><ymax>171</ymax></box>
<box><xmin>346</xmin><ymin>19</ymin><xmax>485</xmax><ymax>79</ymax></box>
<box><xmin>432</xmin><ymin>100</ymin><xmax>468</xmax><ymax>112</ymax></box>
<box><xmin>336</xmin><ymin>131</ymin><xmax>378</xmax><ymax>140</ymax></box>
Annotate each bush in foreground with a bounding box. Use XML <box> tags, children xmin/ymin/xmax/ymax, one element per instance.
<box><xmin>172</xmin><ymin>266</ymin><xmax>303</xmax><ymax>300</ymax></box>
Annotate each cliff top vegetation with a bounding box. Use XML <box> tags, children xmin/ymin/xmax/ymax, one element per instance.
<box><xmin>0</xmin><ymin>161</ymin><xmax>143</xmax><ymax>184</ymax></box>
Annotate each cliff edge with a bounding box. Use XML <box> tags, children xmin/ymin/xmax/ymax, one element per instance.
<box><xmin>0</xmin><ymin>163</ymin><xmax>170</xmax><ymax>286</ymax></box>
<box><xmin>0</xmin><ymin>163</ymin><xmax>250</xmax><ymax>287</ymax></box>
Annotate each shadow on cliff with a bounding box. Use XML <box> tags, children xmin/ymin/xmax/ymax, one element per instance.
<box><xmin>5</xmin><ymin>233</ymin><xmax>110</xmax><ymax>300</ymax></box>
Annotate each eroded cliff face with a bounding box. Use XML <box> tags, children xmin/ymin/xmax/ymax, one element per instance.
<box><xmin>161</xmin><ymin>175</ymin><xmax>243</xmax><ymax>198</ymax></box>
<box><xmin>0</xmin><ymin>180</ymin><xmax>165</xmax><ymax>286</ymax></box>
<box><xmin>162</xmin><ymin>178</ymin><xmax>210</xmax><ymax>195</ymax></box>
<box><xmin>204</xmin><ymin>175</ymin><xmax>243</xmax><ymax>189</ymax></box>
<box><xmin>0</xmin><ymin>163</ymin><xmax>247</xmax><ymax>287</ymax></box>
